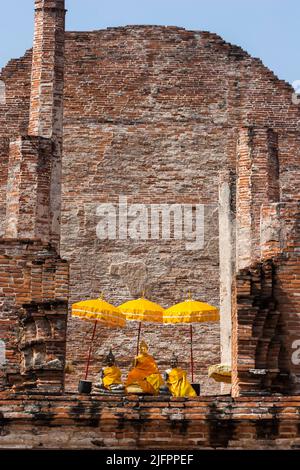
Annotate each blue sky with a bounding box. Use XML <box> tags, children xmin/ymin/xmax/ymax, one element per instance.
<box><xmin>0</xmin><ymin>0</ymin><xmax>299</xmax><ymax>85</ymax></box>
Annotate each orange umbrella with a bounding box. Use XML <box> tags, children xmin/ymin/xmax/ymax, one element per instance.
<box><xmin>118</xmin><ymin>296</ymin><xmax>164</xmax><ymax>354</ymax></box>
<box><xmin>72</xmin><ymin>296</ymin><xmax>125</xmax><ymax>381</ymax></box>
<box><xmin>163</xmin><ymin>297</ymin><xmax>219</xmax><ymax>383</ymax></box>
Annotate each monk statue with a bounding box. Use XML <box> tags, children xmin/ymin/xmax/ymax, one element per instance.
<box><xmin>125</xmin><ymin>340</ymin><xmax>164</xmax><ymax>395</ymax></box>
<box><xmin>94</xmin><ymin>348</ymin><xmax>124</xmax><ymax>394</ymax></box>
<box><xmin>164</xmin><ymin>353</ymin><xmax>197</xmax><ymax>398</ymax></box>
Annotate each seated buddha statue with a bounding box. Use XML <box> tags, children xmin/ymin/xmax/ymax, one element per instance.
<box><xmin>125</xmin><ymin>340</ymin><xmax>164</xmax><ymax>395</ymax></box>
<box><xmin>94</xmin><ymin>348</ymin><xmax>124</xmax><ymax>394</ymax></box>
<box><xmin>164</xmin><ymin>353</ymin><xmax>197</xmax><ymax>398</ymax></box>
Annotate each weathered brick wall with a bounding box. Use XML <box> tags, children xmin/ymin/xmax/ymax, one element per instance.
<box><xmin>60</xmin><ymin>27</ymin><xmax>299</xmax><ymax>393</ymax></box>
<box><xmin>1</xmin><ymin>394</ymin><xmax>300</xmax><ymax>449</ymax></box>
<box><xmin>232</xmin><ymin>260</ymin><xmax>282</xmax><ymax>396</ymax></box>
<box><xmin>0</xmin><ymin>138</ymin><xmax>10</xmax><ymax>237</ymax></box>
<box><xmin>270</xmin><ymin>203</ymin><xmax>300</xmax><ymax>394</ymax></box>
<box><xmin>236</xmin><ymin>127</ymin><xmax>280</xmax><ymax>269</ymax></box>
<box><xmin>4</xmin><ymin>137</ymin><xmax>53</xmax><ymax>241</ymax></box>
<box><xmin>29</xmin><ymin>0</ymin><xmax>65</xmax><ymax>140</ymax></box>
<box><xmin>28</xmin><ymin>0</ymin><xmax>66</xmax><ymax>248</ymax></box>
<box><xmin>0</xmin><ymin>240</ymin><xmax>69</xmax><ymax>393</ymax></box>
<box><xmin>62</xmin><ymin>123</ymin><xmax>223</xmax><ymax>394</ymax></box>
<box><xmin>0</xmin><ymin>54</ymin><xmax>32</xmax><ymax>235</ymax></box>
<box><xmin>0</xmin><ymin>50</ymin><xmax>32</xmax><ymax>139</ymax></box>
<box><xmin>232</xmin><ymin>203</ymin><xmax>300</xmax><ymax>396</ymax></box>
<box><xmin>0</xmin><ymin>0</ymin><xmax>68</xmax><ymax>395</ymax></box>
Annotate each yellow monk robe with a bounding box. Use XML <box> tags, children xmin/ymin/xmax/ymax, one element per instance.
<box><xmin>102</xmin><ymin>365</ymin><xmax>123</xmax><ymax>390</ymax></box>
<box><xmin>126</xmin><ymin>353</ymin><xmax>164</xmax><ymax>394</ymax></box>
<box><xmin>166</xmin><ymin>368</ymin><xmax>197</xmax><ymax>397</ymax></box>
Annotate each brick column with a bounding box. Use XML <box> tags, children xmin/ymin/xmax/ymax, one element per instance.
<box><xmin>232</xmin><ymin>127</ymin><xmax>283</xmax><ymax>396</ymax></box>
<box><xmin>218</xmin><ymin>170</ymin><xmax>235</xmax><ymax>393</ymax></box>
<box><xmin>4</xmin><ymin>1</ymin><xmax>66</xmax><ymax>246</ymax></box>
<box><xmin>28</xmin><ymin>1</ymin><xmax>66</xmax><ymax>249</ymax></box>
<box><xmin>1</xmin><ymin>1</ymin><xmax>69</xmax><ymax>395</ymax></box>
<box><xmin>28</xmin><ymin>0</ymin><xmax>66</xmax><ymax>140</ymax></box>
<box><xmin>5</xmin><ymin>137</ymin><xmax>52</xmax><ymax>241</ymax></box>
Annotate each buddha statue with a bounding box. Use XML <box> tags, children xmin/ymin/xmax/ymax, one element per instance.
<box><xmin>125</xmin><ymin>340</ymin><xmax>164</xmax><ymax>395</ymax></box>
<box><xmin>164</xmin><ymin>353</ymin><xmax>197</xmax><ymax>398</ymax></box>
<box><xmin>94</xmin><ymin>348</ymin><xmax>124</xmax><ymax>394</ymax></box>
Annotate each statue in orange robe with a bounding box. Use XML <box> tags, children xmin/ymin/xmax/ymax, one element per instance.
<box><xmin>126</xmin><ymin>341</ymin><xmax>164</xmax><ymax>394</ymax></box>
<box><xmin>165</xmin><ymin>353</ymin><xmax>197</xmax><ymax>397</ymax></box>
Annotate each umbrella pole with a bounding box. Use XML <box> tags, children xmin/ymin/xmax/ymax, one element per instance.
<box><xmin>84</xmin><ymin>320</ymin><xmax>98</xmax><ymax>381</ymax></box>
<box><xmin>190</xmin><ymin>324</ymin><xmax>194</xmax><ymax>383</ymax></box>
<box><xmin>137</xmin><ymin>321</ymin><xmax>142</xmax><ymax>355</ymax></box>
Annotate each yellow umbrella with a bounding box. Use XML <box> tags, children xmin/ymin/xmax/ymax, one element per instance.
<box><xmin>72</xmin><ymin>296</ymin><xmax>125</xmax><ymax>382</ymax></box>
<box><xmin>118</xmin><ymin>297</ymin><xmax>164</xmax><ymax>354</ymax></box>
<box><xmin>163</xmin><ymin>297</ymin><xmax>219</xmax><ymax>383</ymax></box>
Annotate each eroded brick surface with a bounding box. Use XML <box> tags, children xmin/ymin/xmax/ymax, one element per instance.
<box><xmin>1</xmin><ymin>395</ymin><xmax>300</xmax><ymax>449</ymax></box>
<box><xmin>0</xmin><ymin>0</ymin><xmax>299</xmax><ymax>450</ymax></box>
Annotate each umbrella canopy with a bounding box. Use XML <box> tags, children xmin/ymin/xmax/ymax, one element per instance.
<box><xmin>117</xmin><ymin>297</ymin><xmax>164</xmax><ymax>322</ymax></box>
<box><xmin>163</xmin><ymin>299</ymin><xmax>219</xmax><ymax>324</ymax></box>
<box><xmin>72</xmin><ymin>297</ymin><xmax>126</xmax><ymax>327</ymax></box>
<box><xmin>118</xmin><ymin>297</ymin><xmax>164</xmax><ymax>354</ymax></box>
<box><xmin>163</xmin><ymin>298</ymin><xmax>219</xmax><ymax>384</ymax></box>
<box><xmin>71</xmin><ymin>297</ymin><xmax>125</xmax><ymax>383</ymax></box>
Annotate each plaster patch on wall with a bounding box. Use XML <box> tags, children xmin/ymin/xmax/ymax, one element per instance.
<box><xmin>109</xmin><ymin>260</ymin><xmax>148</xmax><ymax>297</ymax></box>
<box><xmin>0</xmin><ymin>340</ymin><xmax>6</xmax><ymax>366</ymax></box>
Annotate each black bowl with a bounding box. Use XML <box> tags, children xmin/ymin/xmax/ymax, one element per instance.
<box><xmin>78</xmin><ymin>380</ymin><xmax>92</xmax><ymax>394</ymax></box>
<box><xmin>191</xmin><ymin>383</ymin><xmax>200</xmax><ymax>396</ymax></box>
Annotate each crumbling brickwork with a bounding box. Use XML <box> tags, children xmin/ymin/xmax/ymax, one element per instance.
<box><xmin>0</xmin><ymin>240</ymin><xmax>68</xmax><ymax>392</ymax></box>
<box><xmin>60</xmin><ymin>28</ymin><xmax>299</xmax><ymax>393</ymax></box>
<box><xmin>0</xmin><ymin>21</ymin><xmax>299</xmax><ymax>394</ymax></box>
<box><xmin>0</xmin><ymin>0</ymin><xmax>68</xmax><ymax>394</ymax></box>
<box><xmin>0</xmin><ymin>0</ymin><xmax>299</xmax><ymax>450</ymax></box>
<box><xmin>232</xmin><ymin>203</ymin><xmax>300</xmax><ymax>396</ymax></box>
<box><xmin>1</xmin><ymin>394</ymin><xmax>300</xmax><ymax>449</ymax></box>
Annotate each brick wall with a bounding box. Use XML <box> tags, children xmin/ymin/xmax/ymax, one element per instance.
<box><xmin>0</xmin><ymin>51</ymin><xmax>32</xmax><ymax>139</ymax></box>
<box><xmin>0</xmin><ymin>0</ymin><xmax>68</xmax><ymax>394</ymax></box>
<box><xmin>60</xmin><ymin>27</ymin><xmax>299</xmax><ymax>393</ymax></box>
<box><xmin>232</xmin><ymin>203</ymin><xmax>300</xmax><ymax>396</ymax></box>
<box><xmin>1</xmin><ymin>394</ymin><xmax>300</xmax><ymax>449</ymax></box>
<box><xmin>236</xmin><ymin>127</ymin><xmax>280</xmax><ymax>269</ymax></box>
<box><xmin>0</xmin><ymin>24</ymin><xmax>299</xmax><ymax>396</ymax></box>
<box><xmin>4</xmin><ymin>137</ymin><xmax>53</xmax><ymax>241</ymax></box>
<box><xmin>0</xmin><ymin>138</ymin><xmax>10</xmax><ymax>237</ymax></box>
<box><xmin>0</xmin><ymin>240</ymin><xmax>69</xmax><ymax>393</ymax></box>
<box><xmin>29</xmin><ymin>0</ymin><xmax>66</xmax><ymax>140</ymax></box>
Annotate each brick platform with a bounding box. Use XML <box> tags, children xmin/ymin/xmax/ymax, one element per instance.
<box><xmin>1</xmin><ymin>394</ymin><xmax>300</xmax><ymax>449</ymax></box>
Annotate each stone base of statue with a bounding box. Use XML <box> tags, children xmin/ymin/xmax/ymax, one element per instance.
<box><xmin>94</xmin><ymin>383</ymin><xmax>125</xmax><ymax>395</ymax></box>
<box><xmin>126</xmin><ymin>384</ymin><xmax>148</xmax><ymax>395</ymax></box>
<box><xmin>159</xmin><ymin>385</ymin><xmax>171</xmax><ymax>396</ymax></box>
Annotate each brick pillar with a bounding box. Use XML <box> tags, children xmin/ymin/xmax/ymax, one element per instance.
<box><xmin>0</xmin><ymin>138</ymin><xmax>9</xmax><ymax>237</ymax></box>
<box><xmin>1</xmin><ymin>1</ymin><xmax>69</xmax><ymax>395</ymax></box>
<box><xmin>236</xmin><ymin>127</ymin><xmax>279</xmax><ymax>270</ymax></box>
<box><xmin>5</xmin><ymin>137</ymin><xmax>52</xmax><ymax>241</ymax></box>
<box><xmin>28</xmin><ymin>0</ymin><xmax>66</xmax><ymax>140</ymax></box>
<box><xmin>27</xmin><ymin>0</ymin><xmax>66</xmax><ymax>249</ymax></box>
<box><xmin>260</xmin><ymin>202</ymin><xmax>300</xmax><ymax>394</ymax></box>
<box><xmin>218</xmin><ymin>170</ymin><xmax>235</xmax><ymax>394</ymax></box>
<box><xmin>4</xmin><ymin>1</ymin><xmax>66</xmax><ymax>246</ymax></box>
<box><xmin>232</xmin><ymin>127</ymin><xmax>283</xmax><ymax>396</ymax></box>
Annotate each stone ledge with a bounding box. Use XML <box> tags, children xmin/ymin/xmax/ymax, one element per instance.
<box><xmin>1</xmin><ymin>394</ymin><xmax>300</xmax><ymax>421</ymax></box>
<box><xmin>1</xmin><ymin>394</ymin><xmax>300</xmax><ymax>449</ymax></box>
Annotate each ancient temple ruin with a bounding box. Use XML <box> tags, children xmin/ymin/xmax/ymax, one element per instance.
<box><xmin>0</xmin><ymin>0</ymin><xmax>299</xmax><ymax>449</ymax></box>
